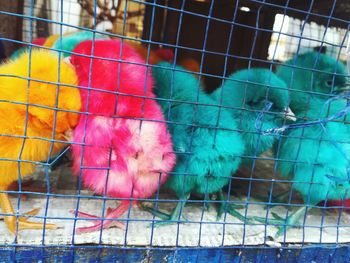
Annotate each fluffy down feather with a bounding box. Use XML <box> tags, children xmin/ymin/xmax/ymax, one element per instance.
<box><xmin>211</xmin><ymin>68</ymin><xmax>292</xmax><ymax>164</ymax></box>
<box><xmin>70</xmin><ymin>40</ymin><xmax>175</xmax><ymax>233</ymax></box>
<box><xmin>0</xmin><ymin>49</ymin><xmax>81</xmax><ymax>233</ymax></box>
<box><xmin>278</xmin><ymin>122</ymin><xmax>350</xmax><ymax>205</ymax></box>
<box><xmin>52</xmin><ymin>30</ymin><xmax>109</xmax><ymax>57</ymax></box>
<box><xmin>262</xmin><ymin>118</ymin><xmax>350</xmax><ymax>236</ymax></box>
<box><xmin>149</xmin><ymin>62</ymin><xmax>244</xmax><ymax>222</ymax></box>
<box><xmin>276</xmin><ymin>52</ymin><xmax>350</xmax><ymax>212</ymax></box>
<box><xmin>276</xmin><ymin>51</ymin><xmax>347</xmax><ymax>113</ymax></box>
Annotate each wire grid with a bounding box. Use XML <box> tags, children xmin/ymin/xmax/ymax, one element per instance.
<box><xmin>22</xmin><ymin>0</ymin><xmax>145</xmax><ymax>44</ymax></box>
<box><xmin>0</xmin><ymin>0</ymin><xmax>350</xmax><ymax>258</ymax></box>
<box><xmin>268</xmin><ymin>14</ymin><xmax>349</xmax><ymax>62</ymax></box>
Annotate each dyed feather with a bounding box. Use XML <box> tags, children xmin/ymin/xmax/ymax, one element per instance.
<box><xmin>43</xmin><ymin>34</ymin><xmax>61</xmax><ymax>47</ymax></box>
<box><xmin>10</xmin><ymin>37</ymin><xmax>47</xmax><ymax>60</ymax></box>
<box><xmin>52</xmin><ymin>30</ymin><xmax>109</xmax><ymax>57</ymax></box>
<box><xmin>264</xmin><ymin>116</ymin><xmax>350</xmax><ymax>236</ymax></box>
<box><xmin>148</xmin><ymin>62</ymin><xmax>244</xmax><ymax>222</ymax></box>
<box><xmin>0</xmin><ymin>49</ymin><xmax>81</xmax><ymax>233</ymax></box>
<box><xmin>211</xmin><ymin>68</ymin><xmax>293</xmax><ymax>164</ymax></box>
<box><xmin>278</xmin><ymin>122</ymin><xmax>350</xmax><ymax>205</ymax></box>
<box><xmin>178</xmin><ymin>58</ymin><xmax>201</xmax><ymax>75</ymax></box>
<box><xmin>257</xmin><ymin>53</ymin><xmax>350</xmax><ymax>236</ymax></box>
<box><xmin>70</xmin><ymin>40</ymin><xmax>175</xmax><ymax>234</ymax></box>
<box><xmin>276</xmin><ymin>51</ymin><xmax>347</xmax><ymax>114</ymax></box>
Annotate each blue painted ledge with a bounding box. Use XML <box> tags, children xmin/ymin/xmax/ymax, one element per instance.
<box><xmin>0</xmin><ymin>245</ymin><xmax>350</xmax><ymax>262</ymax></box>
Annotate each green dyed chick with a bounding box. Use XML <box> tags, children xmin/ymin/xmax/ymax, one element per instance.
<box><xmin>144</xmin><ymin>62</ymin><xmax>245</xmax><ymax>225</ymax></box>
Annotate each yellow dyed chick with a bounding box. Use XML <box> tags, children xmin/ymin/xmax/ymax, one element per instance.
<box><xmin>0</xmin><ymin>49</ymin><xmax>81</xmax><ymax>233</ymax></box>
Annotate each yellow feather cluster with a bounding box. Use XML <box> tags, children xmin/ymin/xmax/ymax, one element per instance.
<box><xmin>0</xmin><ymin>49</ymin><xmax>81</xmax><ymax>189</ymax></box>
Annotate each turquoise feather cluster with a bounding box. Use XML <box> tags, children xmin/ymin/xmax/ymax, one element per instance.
<box><xmin>149</xmin><ymin>62</ymin><xmax>245</xmax><ymax>222</ymax></box>
<box><xmin>250</xmin><ymin>52</ymin><xmax>350</xmax><ymax>236</ymax></box>
<box><xmin>275</xmin><ymin>52</ymin><xmax>349</xmax><ymax>206</ymax></box>
<box><xmin>149</xmin><ymin>63</ymin><xmax>294</xmax><ymax>224</ymax></box>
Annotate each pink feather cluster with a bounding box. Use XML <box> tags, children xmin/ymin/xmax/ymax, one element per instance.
<box><xmin>70</xmin><ymin>40</ymin><xmax>175</xmax><ymax>233</ymax></box>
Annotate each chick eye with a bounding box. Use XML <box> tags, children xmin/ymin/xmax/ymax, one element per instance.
<box><xmin>248</xmin><ymin>100</ymin><xmax>262</xmax><ymax>107</ymax></box>
<box><xmin>325</xmin><ymin>80</ymin><xmax>333</xmax><ymax>87</ymax></box>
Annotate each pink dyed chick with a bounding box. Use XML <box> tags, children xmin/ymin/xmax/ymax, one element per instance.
<box><xmin>70</xmin><ymin>40</ymin><xmax>176</xmax><ymax>234</ymax></box>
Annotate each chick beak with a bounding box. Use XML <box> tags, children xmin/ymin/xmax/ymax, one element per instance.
<box><xmin>283</xmin><ymin>107</ymin><xmax>296</xmax><ymax>121</ymax></box>
<box><xmin>335</xmin><ymin>85</ymin><xmax>350</xmax><ymax>94</ymax></box>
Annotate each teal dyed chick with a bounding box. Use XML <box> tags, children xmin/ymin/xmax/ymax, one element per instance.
<box><xmin>211</xmin><ymin>68</ymin><xmax>295</xmax><ymax>165</ymax></box>
<box><xmin>254</xmin><ymin>52</ymin><xmax>350</xmax><ymax>236</ymax></box>
<box><xmin>52</xmin><ymin>31</ymin><xmax>109</xmax><ymax>57</ymax></box>
<box><xmin>259</xmin><ymin>116</ymin><xmax>350</xmax><ymax>237</ymax></box>
<box><xmin>145</xmin><ymin>62</ymin><xmax>245</xmax><ymax>225</ymax></box>
<box><xmin>276</xmin><ymin>51</ymin><xmax>348</xmax><ymax>114</ymax></box>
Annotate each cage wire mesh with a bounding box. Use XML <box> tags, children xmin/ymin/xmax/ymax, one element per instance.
<box><xmin>268</xmin><ymin>14</ymin><xmax>348</xmax><ymax>62</ymax></box>
<box><xmin>0</xmin><ymin>0</ymin><xmax>350</xmax><ymax>260</ymax></box>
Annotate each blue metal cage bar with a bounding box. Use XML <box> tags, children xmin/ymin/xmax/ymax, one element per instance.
<box><xmin>0</xmin><ymin>0</ymin><xmax>349</xmax><ymax>261</ymax></box>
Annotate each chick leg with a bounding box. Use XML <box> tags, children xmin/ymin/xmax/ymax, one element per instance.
<box><xmin>71</xmin><ymin>200</ymin><xmax>129</xmax><ymax>234</ymax></box>
<box><xmin>139</xmin><ymin>203</ymin><xmax>172</xmax><ymax>220</ymax></box>
<box><xmin>251</xmin><ymin>206</ymin><xmax>307</xmax><ymax>237</ymax></box>
<box><xmin>184</xmin><ymin>194</ymin><xmax>211</xmax><ymax>211</ymax></box>
<box><xmin>0</xmin><ymin>207</ymin><xmax>40</xmax><ymax>221</ymax></box>
<box><xmin>216</xmin><ymin>190</ymin><xmax>244</xmax><ymax>220</ymax></box>
<box><xmin>0</xmin><ymin>193</ymin><xmax>57</xmax><ymax>234</ymax></box>
<box><xmin>216</xmin><ymin>190</ymin><xmax>245</xmax><ymax>220</ymax></box>
<box><xmin>142</xmin><ymin>195</ymin><xmax>189</xmax><ymax>227</ymax></box>
<box><xmin>202</xmin><ymin>194</ymin><xmax>211</xmax><ymax>211</ymax></box>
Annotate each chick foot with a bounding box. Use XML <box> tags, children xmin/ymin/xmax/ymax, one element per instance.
<box><xmin>184</xmin><ymin>194</ymin><xmax>211</xmax><ymax>212</ymax></box>
<box><xmin>142</xmin><ymin>196</ymin><xmax>189</xmax><ymax>228</ymax></box>
<box><xmin>251</xmin><ymin>206</ymin><xmax>307</xmax><ymax>237</ymax></box>
<box><xmin>139</xmin><ymin>203</ymin><xmax>172</xmax><ymax>220</ymax></box>
<box><xmin>216</xmin><ymin>190</ymin><xmax>245</xmax><ymax>220</ymax></box>
<box><xmin>5</xmin><ymin>214</ymin><xmax>58</xmax><ymax>234</ymax></box>
<box><xmin>70</xmin><ymin>201</ymin><xmax>130</xmax><ymax>234</ymax></box>
<box><xmin>0</xmin><ymin>193</ymin><xmax>57</xmax><ymax>234</ymax></box>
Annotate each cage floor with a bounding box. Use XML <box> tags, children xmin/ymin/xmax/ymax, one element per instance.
<box><xmin>1</xmin><ymin>195</ymin><xmax>350</xmax><ymax>247</ymax></box>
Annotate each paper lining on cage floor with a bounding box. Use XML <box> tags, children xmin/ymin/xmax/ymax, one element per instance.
<box><xmin>1</xmin><ymin>196</ymin><xmax>350</xmax><ymax>247</ymax></box>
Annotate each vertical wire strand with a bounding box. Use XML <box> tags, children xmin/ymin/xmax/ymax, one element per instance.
<box><xmin>219</xmin><ymin>0</ymin><xmax>242</xmax><ymax>247</ymax></box>
<box><xmin>195</xmin><ymin>0</ymin><xmax>216</xmax><ymax>248</ymax></box>
<box><xmin>71</xmin><ymin>0</ymin><xmax>98</xmax><ymax>246</ymax></box>
<box><xmin>265</xmin><ymin>0</ymin><xmax>291</xmax><ymax>246</ymax></box>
